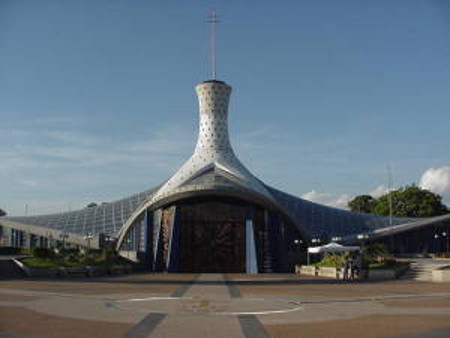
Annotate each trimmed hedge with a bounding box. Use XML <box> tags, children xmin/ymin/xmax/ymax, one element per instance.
<box><xmin>32</xmin><ymin>247</ymin><xmax>55</xmax><ymax>259</ymax></box>
<box><xmin>0</xmin><ymin>247</ymin><xmax>29</xmax><ymax>255</ymax></box>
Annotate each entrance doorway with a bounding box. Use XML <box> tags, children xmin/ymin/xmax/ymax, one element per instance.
<box><xmin>178</xmin><ymin>198</ymin><xmax>249</xmax><ymax>272</ymax></box>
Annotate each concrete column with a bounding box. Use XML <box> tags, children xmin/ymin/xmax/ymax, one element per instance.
<box><xmin>23</xmin><ymin>232</ymin><xmax>31</xmax><ymax>249</ymax></box>
<box><xmin>246</xmin><ymin>219</ymin><xmax>258</xmax><ymax>274</ymax></box>
<box><xmin>4</xmin><ymin>227</ymin><xmax>12</xmax><ymax>247</ymax></box>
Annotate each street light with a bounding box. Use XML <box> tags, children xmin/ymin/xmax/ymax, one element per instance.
<box><xmin>357</xmin><ymin>233</ymin><xmax>369</xmax><ymax>253</ymax></box>
<box><xmin>104</xmin><ymin>235</ymin><xmax>115</xmax><ymax>248</ymax></box>
<box><xmin>442</xmin><ymin>232</ymin><xmax>449</xmax><ymax>253</ymax></box>
<box><xmin>84</xmin><ymin>233</ymin><xmax>93</xmax><ymax>264</ymax></box>
<box><xmin>331</xmin><ymin>236</ymin><xmax>342</xmax><ymax>243</ymax></box>
<box><xmin>308</xmin><ymin>238</ymin><xmax>321</xmax><ymax>265</ymax></box>
<box><xmin>101</xmin><ymin>235</ymin><xmax>115</xmax><ymax>261</ymax></box>
<box><xmin>293</xmin><ymin>239</ymin><xmax>302</xmax><ymax>265</ymax></box>
<box><xmin>125</xmin><ymin>237</ymin><xmax>132</xmax><ymax>261</ymax></box>
<box><xmin>59</xmin><ymin>232</ymin><xmax>69</xmax><ymax>250</ymax></box>
<box><xmin>357</xmin><ymin>234</ymin><xmax>369</xmax><ymax>241</ymax></box>
<box><xmin>311</xmin><ymin>238</ymin><xmax>321</xmax><ymax>246</ymax></box>
<box><xmin>45</xmin><ymin>231</ymin><xmax>54</xmax><ymax>249</ymax></box>
<box><xmin>434</xmin><ymin>233</ymin><xmax>440</xmax><ymax>254</ymax></box>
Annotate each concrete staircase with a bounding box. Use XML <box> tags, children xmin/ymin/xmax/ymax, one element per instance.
<box><xmin>400</xmin><ymin>261</ymin><xmax>447</xmax><ymax>282</ymax></box>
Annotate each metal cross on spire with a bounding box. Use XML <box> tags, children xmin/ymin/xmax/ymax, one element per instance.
<box><xmin>207</xmin><ymin>11</ymin><xmax>220</xmax><ymax>79</ymax></box>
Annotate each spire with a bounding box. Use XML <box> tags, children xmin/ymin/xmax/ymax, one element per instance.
<box><xmin>207</xmin><ymin>11</ymin><xmax>220</xmax><ymax>79</ymax></box>
<box><xmin>149</xmin><ymin>11</ymin><xmax>274</xmax><ymax>203</ymax></box>
<box><xmin>150</xmin><ymin>80</ymin><xmax>274</xmax><ymax>203</ymax></box>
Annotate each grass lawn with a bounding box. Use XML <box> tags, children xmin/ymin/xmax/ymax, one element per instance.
<box><xmin>368</xmin><ymin>261</ymin><xmax>409</xmax><ymax>269</ymax></box>
<box><xmin>21</xmin><ymin>257</ymin><xmax>86</xmax><ymax>268</ymax></box>
<box><xmin>21</xmin><ymin>256</ymin><xmax>131</xmax><ymax>268</ymax></box>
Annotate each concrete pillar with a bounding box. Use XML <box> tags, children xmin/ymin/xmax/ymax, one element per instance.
<box><xmin>246</xmin><ymin>219</ymin><xmax>258</xmax><ymax>274</ymax></box>
<box><xmin>23</xmin><ymin>232</ymin><xmax>31</xmax><ymax>249</ymax></box>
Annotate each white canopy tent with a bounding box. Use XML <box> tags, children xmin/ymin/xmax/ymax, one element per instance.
<box><xmin>308</xmin><ymin>242</ymin><xmax>360</xmax><ymax>254</ymax></box>
<box><xmin>307</xmin><ymin>242</ymin><xmax>360</xmax><ymax>265</ymax></box>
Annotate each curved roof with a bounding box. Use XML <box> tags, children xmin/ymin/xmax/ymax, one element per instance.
<box><xmin>1</xmin><ymin>187</ymin><xmax>158</xmax><ymax>237</ymax></box>
<box><xmin>266</xmin><ymin>186</ymin><xmax>419</xmax><ymax>240</ymax></box>
<box><xmin>1</xmin><ymin>178</ymin><xmax>447</xmax><ymax>245</ymax></box>
<box><xmin>1</xmin><ymin>79</ymin><xmax>447</xmax><ymax>245</ymax></box>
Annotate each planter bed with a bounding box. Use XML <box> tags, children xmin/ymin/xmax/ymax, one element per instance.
<box><xmin>432</xmin><ymin>267</ymin><xmax>450</xmax><ymax>283</ymax></box>
<box><xmin>13</xmin><ymin>259</ymin><xmax>131</xmax><ymax>278</ymax></box>
<box><xmin>295</xmin><ymin>265</ymin><xmax>317</xmax><ymax>276</ymax></box>
<box><xmin>108</xmin><ymin>265</ymin><xmax>132</xmax><ymax>275</ymax></box>
<box><xmin>65</xmin><ymin>266</ymin><xmax>89</xmax><ymax>277</ymax></box>
<box><xmin>295</xmin><ymin>263</ymin><xmax>409</xmax><ymax>281</ymax></box>
<box><xmin>318</xmin><ymin>267</ymin><xmax>339</xmax><ymax>278</ymax></box>
<box><xmin>365</xmin><ymin>265</ymin><xmax>409</xmax><ymax>280</ymax></box>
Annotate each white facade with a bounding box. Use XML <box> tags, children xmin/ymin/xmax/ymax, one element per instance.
<box><xmin>151</xmin><ymin>80</ymin><xmax>273</xmax><ymax>204</ymax></box>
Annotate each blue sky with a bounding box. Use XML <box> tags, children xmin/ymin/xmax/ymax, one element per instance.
<box><xmin>1</xmin><ymin>0</ymin><xmax>450</xmax><ymax>215</ymax></box>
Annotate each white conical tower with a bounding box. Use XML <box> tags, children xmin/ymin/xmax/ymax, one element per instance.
<box><xmin>150</xmin><ymin>11</ymin><xmax>273</xmax><ymax>203</ymax></box>
<box><xmin>151</xmin><ymin>79</ymin><xmax>273</xmax><ymax>202</ymax></box>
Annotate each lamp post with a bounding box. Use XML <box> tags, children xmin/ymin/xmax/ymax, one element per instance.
<box><xmin>357</xmin><ymin>234</ymin><xmax>369</xmax><ymax>278</ymax></box>
<box><xmin>125</xmin><ymin>238</ymin><xmax>132</xmax><ymax>261</ymax></box>
<box><xmin>357</xmin><ymin>233</ymin><xmax>369</xmax><ymax>253</ymax></box>
<box><xmin>311</xmin><ymin>238</ymin><xmax>321</xmax><ymax>246</ymax></box>
<box><xmin>102</xmin><ymin>235</ymin><xmax>114</xmax><ymax>261</ymax></box>
<box><xmin>45</xmin><ymin>232</ymin><xmax>50</xmax><ymax>249</ymax></box>
<box><xmin>104</xmin><ymin>235</ymin><xmax>114</xmax><ymax>249</ymax></box>
<box><xmin>294</xmin><ymin>239</ymin><xmax>302</xmax><ymax>265</ymax></box>
<box><xmin>59</xmin><ymin>232</ymin><xmax>69</xmax><ymax>250</ymax></box>
<box><xmin>308</xmin><ymin>238</ymin><xmax>321</xmax><ymax>265</ymax></box>
<box><xmin>48</xmin><ymin>233</ymin><xmax>54</xmax><ymax>255</ymax></box>
<box><xmin>442</xmin><ymin>232</ymin><xmax>449</xmax><ymax>254</ymax></box>
<box><xmin>84</xmin><ymin>233</ymin><xmax>93</xmax><ymax>264</ymax></box>
<box><xmin>434</xmin><ymin>233</ymin><xmax>440</xmax><ymax>255</ymax></box>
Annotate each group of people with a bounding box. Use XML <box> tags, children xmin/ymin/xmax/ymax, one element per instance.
<box><xmin>342</xmin><ymin>255</ymin><xmax>362</xmax><ymax>281</ymax></box>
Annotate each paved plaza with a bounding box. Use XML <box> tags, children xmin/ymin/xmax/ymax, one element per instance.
<box><xmin>0</xmin><ymin>274</ymin><xmax>450</xmax><ymax>338</ymax></box>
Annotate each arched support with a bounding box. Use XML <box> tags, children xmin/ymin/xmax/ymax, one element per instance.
<box><xmin>116</xmin><ymin>188</ymin><xmax>310</xmax><ymax>253</ymax></box>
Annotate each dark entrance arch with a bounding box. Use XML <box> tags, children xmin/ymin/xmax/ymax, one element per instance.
<box><xmin>177</xmin><ymin>197</ymin><xmax>254</xmax><ymax>272</ymax></box>
<box><xmin>144</xmin><ymin>195</ymin><xmax>306</xmax><ymax>273</ymax></box>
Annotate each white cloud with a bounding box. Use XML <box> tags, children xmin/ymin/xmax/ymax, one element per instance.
<box><xmin>0</xmin><ymin>124</ymin><xmax>194</xmax><ymax>172</ymax></box>
<box><xmin>369</xmin><ymin>185</ymin><xmax>389</xmax><ymax>198</ymax></box>
<box><xmin>301</xmin><ymin>190</ymin><xmax>352</xmax><ymax>210</ymax></box>
<box><xmin>419</xmin><ymin>167</ymin><xmax>450</xmax><ymax>197</ymax></box>
<box><xmin>301</xmin><ymin>185</ymin><xmax>390</xmax><ymax>210</ymax></box>
<box><xmin>0</xmin><ymin>122</ymin><xmax>196</xmax><ymax>215</ymax></box>
<box><xmin>301</xmin><ymin>167</ymin><xmax>450</xmax><ymax>212</ymax></box>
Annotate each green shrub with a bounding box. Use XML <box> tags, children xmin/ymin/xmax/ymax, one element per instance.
<box><xmin>32</xmin><ymin>247</ymin><xmax>55</xmax><ymax>259</ymax></box>
<box><xmin>0</xmin><ymin>247</ymin><xmax>28</xmax><ymax>255</ymax></box>
<box><xmin>363</xmin><ymin>243</ymin><xmax>390</xmax><ymax>263</ymax></box>
<box><xmin>316</xmin><ymin>253</ymin><xmax>345</xmax><ymax>268</ymax></box>
<box><xmin>21</xmin><ymin>257</ymin><xmax>60</xmax><ymax>268</ymax></box>
<box><xmin>369</xmin><ymin>260</ymin><xmax>409</xmax><ymax>269</ymax></box>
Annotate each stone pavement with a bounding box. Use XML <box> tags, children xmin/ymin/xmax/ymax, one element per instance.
<box><xmin>0</xmin><ymin>274</ymin><xmax>450</xmax><ymax>337</ymax></box>
<box><xmin>121</xmin><ymin>273</ymin><xmax>270</xmax><ymax>338</ymax></box>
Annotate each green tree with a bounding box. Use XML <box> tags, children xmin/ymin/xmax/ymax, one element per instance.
<box><xmin>373</xmin><ymin>185</ymin><xmax>448</xmax><ymax>218</ymax></box>
<box><xmin>0</xmin><ymin>208</ymin><xmax>6</xmax><ymax>217</ymax></box>
<box><xmin>364</xmin><ymin>243</ymin><xmax>389</xmax><ymax>263</ymax></box>
<box><xmin>348</xmin><ymin>195</ymin><xmax>376</xmax><ymax>213</ymax></box>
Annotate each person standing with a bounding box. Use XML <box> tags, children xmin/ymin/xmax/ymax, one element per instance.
<box><xmin>343</xmin><ymin>257</ymin><xmax>349</xmax><ymax>281</ymax></box>
<box><xmin>354</xmin><ymin>254</ymin><xmax>362</xmax><ymax>281</ymax></box>
<box><xmin>349</xmin><ymin>256</ymin><xmax>355</xmax><ymax>281</ymax></box>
